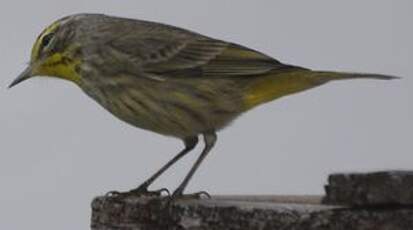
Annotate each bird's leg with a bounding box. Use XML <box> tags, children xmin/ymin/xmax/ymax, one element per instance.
<box><xmin>131</xmin><ymin>136</ymin><xmax>198</xmax><ymax>195</ymax></box>
<box><xmin>107</xmin><ymin>136</ymin><xmax>198</xmax><ymax>198</ymax></box>
<box><xmin>171</xmin><ymin>132</ymin><xmax>217</xmax><ymax>199</ymax></box>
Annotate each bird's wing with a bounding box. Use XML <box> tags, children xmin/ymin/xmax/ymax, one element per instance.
<box><xmin>108</xmin><ymin>30</ymin><xmax>304</xmax><ymax>80</ymax></box>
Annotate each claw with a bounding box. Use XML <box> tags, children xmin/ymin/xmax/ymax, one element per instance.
<box><xmin>169</xmin><ymin>190</ymin><xmax>211</xmax><ymax>203</ymax></box>
<box><xmin>129</xmin><ymin>186</ymin><xmax>170</xmax><ymax>197</ymax></box>
<box><xmin>195</xmin><ymin>191</ymin><xmax>211</xmax><ymax>199</ymax></box>
<box><xmin>104</xmin><ymin>190</ymin><xmax>121</xmax><ymax>197</ymax></box>
<box><xmin>156</xmin><ymin>188</ymin><xmax>171</xmax><ymax>196</ymax></box>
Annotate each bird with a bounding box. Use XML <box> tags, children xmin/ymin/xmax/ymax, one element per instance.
<box><xmin>9</xmin><ymin>13</ymin><xmax>398</xmax><ymax>198</ymax></box>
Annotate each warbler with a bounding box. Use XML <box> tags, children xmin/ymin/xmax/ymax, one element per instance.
<box><xmin>9</xmin><ymin>14</ymin><xmax>398</xmax><ymax>198</ymax></box>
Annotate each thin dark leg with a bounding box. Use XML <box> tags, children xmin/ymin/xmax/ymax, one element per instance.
<box><xmin>172</xmin><ymin>132</ymin><xmax>217</xmax><ymax>197</ymax></box>
<box><xmin>130</xmin><ymin>136</ymin><xmax>199</xmax><ymax>193</ymax></box>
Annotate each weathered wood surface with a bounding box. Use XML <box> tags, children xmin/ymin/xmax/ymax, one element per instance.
<box><xmin>91</xmin><ymin>171</ymin><xmax>413</xmax><ymax>230</ymax></box>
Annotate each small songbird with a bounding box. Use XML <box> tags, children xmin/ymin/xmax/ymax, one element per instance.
<box><xmin>9</xmin><ymin>14</ymin><xmax>398</xmax><ymax>198</ymax></box>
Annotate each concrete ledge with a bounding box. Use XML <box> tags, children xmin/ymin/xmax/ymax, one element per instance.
<box><xmin>91</xmin><ymin>171</ymin><xmax>413</xmax><ymax>230</ymax></box>
<box><xmin>91</xmin><ymin>195</ymin><xmax>413</xmax><ymax>230</ymax></box>
<box><xmin>323</xmin><ymin>171</ymin><xmax>413</xmax><ymax>206</ymax></box>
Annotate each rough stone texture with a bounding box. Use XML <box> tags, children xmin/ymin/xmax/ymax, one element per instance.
<box><xmin>323</xmin><ymin>171</ymin><xmax>413</xmax><ymax>206</ymax></box>
<box><xmin>91</xmin><ymin>171</ymin><xmax>413</xmax><ymax>229</ymax></box>
<box><xmin>91</xmin><ymin>195</ymin><xmax>413</xmax><ymax>230</ymax></box>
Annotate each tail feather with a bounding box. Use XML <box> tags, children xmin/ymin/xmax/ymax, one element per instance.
<box><xmin>244</xmin><ymin>70</ymin><xmax>400</xmax><ymax>109</ymax></box>
<box><xmin>317</xmin><ymin>71</ymin><xmax>401</xmax><ymax>81</ymax></box>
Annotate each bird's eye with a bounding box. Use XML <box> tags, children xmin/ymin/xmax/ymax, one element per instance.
<box><xmin>41</xmin><ymin>32</ymin><xmax>55</xmax><ymax>49</ymax></box>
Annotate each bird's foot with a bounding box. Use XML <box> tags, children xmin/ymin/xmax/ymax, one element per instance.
<box><xmin>105</xmin><ymin>186</ymin><xmax>170</xmax><ymax>199</ymax></box>
<box><xmin>130</xmin><ymin>186</ymin><xmax>170</xmax><ymax>197</ymax></box>
<box><xmin>166</xmin><ymin>189</ymin><xmax>211</xmax><ymax>204</ymax></box>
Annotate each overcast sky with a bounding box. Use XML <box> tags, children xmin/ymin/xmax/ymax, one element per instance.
<box><xmin>0</xmin><ymin>1</ymin><xmax>411</xmax><ymax>229</ymax></box>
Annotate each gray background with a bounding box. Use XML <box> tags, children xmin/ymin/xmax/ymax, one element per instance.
<box><xmin>0</xmin><ymin>0</ymin><xmax>411</xmax><ymax>229</ymax></box>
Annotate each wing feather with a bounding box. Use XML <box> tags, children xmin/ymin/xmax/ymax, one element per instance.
<box><xmin>107</xmin><ymin>25</ymin><xmax>303</xmax><ymax>80</ymax></box>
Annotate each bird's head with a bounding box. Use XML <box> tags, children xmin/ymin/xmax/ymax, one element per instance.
<box><xmin>9</xmin><ymin>14</ymin><xmax>90</xmax><ymax>88</ymax></box>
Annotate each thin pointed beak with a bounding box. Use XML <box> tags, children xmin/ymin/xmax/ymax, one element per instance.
<box><xmin>9</xmin><ymin>66</ymin><xmax>33</xmax><ymax>89</ymax></box>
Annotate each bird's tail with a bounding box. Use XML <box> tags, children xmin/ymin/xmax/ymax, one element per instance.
<box><xmin>315</xmin><ymin>71</ymin><xmax>400</xmax><ymax>81</ymax></box>
<box><xmin>243</xmin><ymin>70</ymin><xmax>400</xmax><ymax>109</ymax></box>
